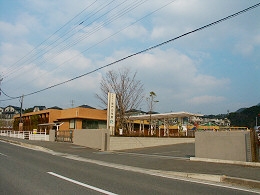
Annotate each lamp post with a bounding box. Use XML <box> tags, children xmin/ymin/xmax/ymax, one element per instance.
<box><xmin>19</xmin><ymin>95</ymin><xmax>24</xmax><ymax>131</ymax></box>
<box><xmin>147</xmin><ymin>92</ymin><xmax>159</xmax><ymax>135</ymax></box>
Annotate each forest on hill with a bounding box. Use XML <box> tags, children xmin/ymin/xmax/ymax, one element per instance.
<box><xmin>206</xmin><ymin>104</ymin><xmax>260</xmax><ymax>128</ymax></box>
<box><xmin>228</xmin><ymin>104</ymin><xmax>260</xmax><ymax>128</ymax></box>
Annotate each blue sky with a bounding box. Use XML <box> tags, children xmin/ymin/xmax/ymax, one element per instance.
<box><xmin>0</xmin><ymin>0</ymin><xmax>259</xmax><ymax>115</ymax></box>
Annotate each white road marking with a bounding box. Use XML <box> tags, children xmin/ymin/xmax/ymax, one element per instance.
<box><xmin>0</xmin><ymin>152</ymin><xmax>8</xmax><ymax>157</ymax></box>
<box><xmin>47</xmin><ymin>172</ymin><xmax>118</xmax><ymax>195</ymax></box>
<box><xmin>55</xmin><ymin>155</ymin><xmax>260</xmax><ymax>194</ymax></box>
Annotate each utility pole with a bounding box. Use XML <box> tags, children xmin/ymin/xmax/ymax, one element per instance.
<box><xmin>0</xmin><ymin>76</ymin><xmax>2</xmax><ymax>130</ymax></box>
<box><xmin>0</xmin><ymin>76</ymin><xmax>3</xmax><ymax>96</ymax></box>
<box><xmin>19</xmin><ymin>95</ymin><xmax>24</xmax><ymax>131</ymax></box>
<box><xmin>147</xmin><ymin>91</ymin><xmax>159</xmax><ymax>135</ymax></box>
<box><xmin>70</xmin><ymin>100</ymin><xmax>74</xmax><ymax>108</ymax></box>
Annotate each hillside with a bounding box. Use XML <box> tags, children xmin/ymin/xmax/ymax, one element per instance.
<box><xmin>228</xmin><ymin>104</ymin><xmax>260</xmax><ymax>128</ymax></box>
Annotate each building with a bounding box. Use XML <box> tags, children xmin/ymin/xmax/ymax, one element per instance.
<box><xmin>0</xmin><ymin>107</ymin><xmax>3</xmax><ymax>115</ymax></box>
<box><xmin>2</xmin><ymin>105</ymin><xmax>21</xmax><ymax>119</ymax></box>
<box><xmin>13</xmin><ymin>105</ymin><xmax>107</xmax><ymax>132</ymax></box>
<box><xmin>33</xmin><ymin>106</ymin><xmax>46</xmax><ymax>112</ymax></box>
<box><xmin>0</xmin><ymin>105</ymin><xmax>22</xmax><ymax>130</ymax></box>
<box><xmin>127</xmin><ymin>112</ymin><xmax>204</xmax><ymax>137</ymax></box>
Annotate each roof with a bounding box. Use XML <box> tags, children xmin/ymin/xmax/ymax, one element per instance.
<box><xmin>33</xmin><ymin>106</ymin><xmax>46</xmax><ymax>109</ymax></box>
<box><xmin>6</xmin><ymin>105</ymin><xmax>21</xmax><ymax>111</ymax></box>
<box><xmin>78</xmin><ymin>104</ymin><xmax>96</xmax><ymax>109</ymax></box>
<box><xmin>38</xmin><ymin>122</ymin><xmax>64</xmax><ymax>126</ymax></box>
<box><xmin>128</xmin><ymin>111</ymin><xmax>203</xmax><ymax>121</ymax></box>
<box><xmin>48</xmin><ymin>106</ymin><xmax>63</xmax><ymax>110</ymax></box>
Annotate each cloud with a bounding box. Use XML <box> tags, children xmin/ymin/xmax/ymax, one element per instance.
<box><xmin>130</xmin><ymin>48</ymin><xmax>229</xmax><ymax>91</ymax></box>
<box><xmin>0</xmin><ymin>0</ymin><xmax>259</xmax><ymax>114</ymax></box>
<box><xmin>188</xmin><ymin>95</ymin><xmax>226</xmax><ymax>105</ymax></box>
<box><xmin>0</xmin><ymin>21</ymin><xmax>28</xmax><ymax>40</ymax></box>
<box><xmin>98</xmin><ymin>48</ymin><xmax>230</xmax><ymax>113</ymax></box>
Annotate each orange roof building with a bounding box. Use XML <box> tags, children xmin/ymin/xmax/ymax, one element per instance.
<box><xmin>13</xmin><ymin>106</ymin><xmax>107</xmax><ymax>132</ymax></box>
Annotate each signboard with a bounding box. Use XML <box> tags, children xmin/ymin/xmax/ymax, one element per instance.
<box><xmin>107</xmin><ymin>92</ymin><xmax>116</xmax><ymax>135</ymax></box>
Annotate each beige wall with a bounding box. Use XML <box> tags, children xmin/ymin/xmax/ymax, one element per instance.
<box><xmin>110</xmin><ymin>137</ymin><xmax>195</xmax><ymax>151</ymax></box>
<box><xmin>195</xmin><ymin>131</ymin><xmax>252</xmax><ymax>162</ymax></box>
<box><xmin>49</xmin><ymin>130</ymin><xmax>56</xmax><ymax>142</ymax></box>
<box><xmin>73</xmin><ymin>129</ymin><xmax>110</xmax><ymax>151</ymax></box>
<box><xmin>58</xmin><ymin>107</ymin><xmax>107</xmax><ymax>121</ymax></box>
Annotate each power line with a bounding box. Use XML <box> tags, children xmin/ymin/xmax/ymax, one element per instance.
<box><xmin>24</xmin><ymin>0</ymin><xmax>175</xmax><ymax>86</ymax></box>
<box><xmin>3</xmin><ymin>0</ymin><xmax>149</xmax><ymax>90</ymax></box>
<box><xmin>1</xmin><ymin>2</ymin><xmax>259</xmax><ymax>102</ymax></box>
<box><xmin>0</xmin><ymin>88</ymin><xmax>17</xmax><ymax>99</ymax></box>
<box><xmin>1</xmin><ymin>0</ymin><xmax>99</xmax><ymax>80</ymax></box>
<box><xmin>2</xmin><ymin>0</ymin><xmax>139</xmax><ymax>83</ymax></box>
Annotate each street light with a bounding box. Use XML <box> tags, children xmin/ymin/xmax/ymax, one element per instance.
<box><xmin>147</xmin><ymin>92</ymin><xmax>159</xmax><ymax>135</ymax></box>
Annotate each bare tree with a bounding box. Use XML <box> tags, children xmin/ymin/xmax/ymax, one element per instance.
<box><xmin>96</xmin><ymin>68</ymin><xmax>144</xmax><ymax>133</ymax></box>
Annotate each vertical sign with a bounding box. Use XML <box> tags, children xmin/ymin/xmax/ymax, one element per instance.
<box><xmin>107</xmin><ymin>92</ymin><xmax>116</xmax><ymax>135</ymax></box>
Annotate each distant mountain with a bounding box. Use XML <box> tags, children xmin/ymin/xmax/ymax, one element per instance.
<box><xmin>203</xmin><ymin>103</ymin><xmax>260</xmax><ymax>128</ymax></box>
<box><xmin>235</xmin><ymin>108</ymin><xmax>246</xmax><ymax>113</ymax></box>
<box><xmin>228</xmin><ymin>104</ymin><xmax>260</xmax><ymax>128</ymax></box>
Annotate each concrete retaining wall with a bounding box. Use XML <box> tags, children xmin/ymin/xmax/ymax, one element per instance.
<box><xmin>50</xmin><ymin>129</ymin><xmax>195</xmax><ymax>151</ymax></box>
<box><xmin>49</xmin><ymin>130</ymin><xmax>56</xmax><ymax>142</ymax></box>
<box><xmin>195</xmin><ymin>131</ymin><xmax>252</xmax><ymax>162</ymax></box>
<box><xmin>73</xmin><ymin>129</ymin><xmax>110</xmax><ymax>151</ymax></box>
<box><xmin>110</xmin><ymin>137</ymin><xmax>195</xmax><ymax>151</ymax></box>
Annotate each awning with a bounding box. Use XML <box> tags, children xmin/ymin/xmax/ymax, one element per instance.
<box><xmin>128</xmin><ymin>112</ymin><xmax>203</xmax><ymax>121</ymax></box>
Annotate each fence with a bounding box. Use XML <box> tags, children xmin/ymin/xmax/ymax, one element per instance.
<box><xmin>0</xmin><ymin>130</ymin><xmax>49</xmax><ymax>141</ymax></box>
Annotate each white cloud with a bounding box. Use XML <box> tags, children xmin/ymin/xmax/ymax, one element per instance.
<box><xmin>0</xmin><ymin>0</ymin><xmax>259</xmax><ymax>114</ymax></box>
<box><xmin>122</xmin><ymin>24</ymin><xmax>148</xmax><ymax>39</ymax></box>
<box><xmin>0</xmin><ymin>21</ymin><xmax>28</xmax><ymax>40</ymax></box>
<box><xmin>188</xmin><ymin>95</ymin><xmax>226</xmax><ymax>105</ymax></box>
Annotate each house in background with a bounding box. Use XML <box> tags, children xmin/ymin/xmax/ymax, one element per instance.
<box><xmin>33</xmin><ymin>106</ymin><xmax>46</xmax><ymax>112</ymax></box>
<box><xmin>0</xmin><ymin>107</ymin><xmax>3</xmax><ymax>116</ymax></box>
<box><xmin>2</xmin><ymin>105</ymin><xmax>21</xmax><ymax>119</ymax></box>
<box><xmin>0</xmin><ymin>105</ymin><xmax>22</xmax><ymax>130</ymax></box>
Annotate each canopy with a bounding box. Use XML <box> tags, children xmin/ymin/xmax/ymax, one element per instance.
<box><xmin>128</xmin><ymin>111</ymin><xmax>203</xmax><ymax>121</ymax></box>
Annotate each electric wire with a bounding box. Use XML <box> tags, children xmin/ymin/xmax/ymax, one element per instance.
<box><xmin>1</xmin><ymin>0</ymin><xmax>99</xmax><ymax>80</ymax></box>
<box><xmin>21</xmin><ymin>0</ymin><xmax>176</xmax><ymax>87</ymax></box>
<box><xmin>1</xmin><ymin>2</ymin><xmax>259</xmax><ymax>102</ymax></box>
<box><xmin>5</xmin><ymin>0</ymin><xmax>146</xmax><ymax>84</ymax></box>
<box><xmin>2</xmin><ymin>0</ymin><xmax>142</xmax><ymax>83</ymax></box>
<box><xmin>3</xmin><ymin>0</ymin><xmax>148</xmax><ymax>89</ymax></box>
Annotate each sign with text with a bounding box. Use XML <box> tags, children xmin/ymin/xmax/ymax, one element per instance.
<box><xmin>107</xmin><ymin>92</ymin><xmax>116</xmax><ymax>128</ymax></box>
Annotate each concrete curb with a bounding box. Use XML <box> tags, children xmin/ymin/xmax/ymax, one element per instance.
<box><xmin>221</xmin><ymin>176</ymin><xmax>260</xmax><ymax>189</ymax></box>
<box><xmin>156</xmin><ymin>171</ymin><xmax>260</xmax><ymax>189</ymax></box>
<box><xmin>0</xmin><ymin>137</ymin><xmax>52</xmax><ymax>153</ymax></box>
<box><xmin>190</xmin><ymin>157</ymin><xmax>260</xmax><ymax>167</ymax></box>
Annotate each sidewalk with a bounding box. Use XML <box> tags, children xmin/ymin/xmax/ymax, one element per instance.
<box><xmin>1</xmin><ymin>136</ymin><xmax>260</xmax><ymax>189</ymax></box>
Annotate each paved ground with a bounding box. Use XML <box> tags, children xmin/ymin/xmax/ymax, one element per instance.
<box><xmin>1</xmin><ymin>136</ymin><xmax>260</xmax><ymax>189</ymax></box>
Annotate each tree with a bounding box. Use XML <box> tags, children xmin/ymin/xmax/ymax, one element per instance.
<box><xmin>96</xmin><ymin>68</ymin><xmax>144</xmax><ymax>134</ymax></box>
<box><xmin>228</xmin><ymin>105</ymin><xmax>260</xmax><ymax>128</ymax></box>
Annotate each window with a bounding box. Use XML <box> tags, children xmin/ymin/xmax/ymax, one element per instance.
<box><xmin>82</xmin><ymin>119</ymin><xmax>106</xmax><ymax>129</ymax></box>
<box><xmin>69</xmin><ymin>119</ymin><xmax>75</xmax><ymax>129</ymax></box>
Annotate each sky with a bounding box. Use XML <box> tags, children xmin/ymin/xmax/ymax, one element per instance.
<box><xmin>0</xmin><ymin>0</ymin><xmax>259</xmax><ymax>115</ymax></box>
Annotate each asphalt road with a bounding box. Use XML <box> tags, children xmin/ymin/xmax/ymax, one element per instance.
<box><xmin>1</xmin><ymin>141</ymin><xmax>258</xmax><ymax>195</ymax></box>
